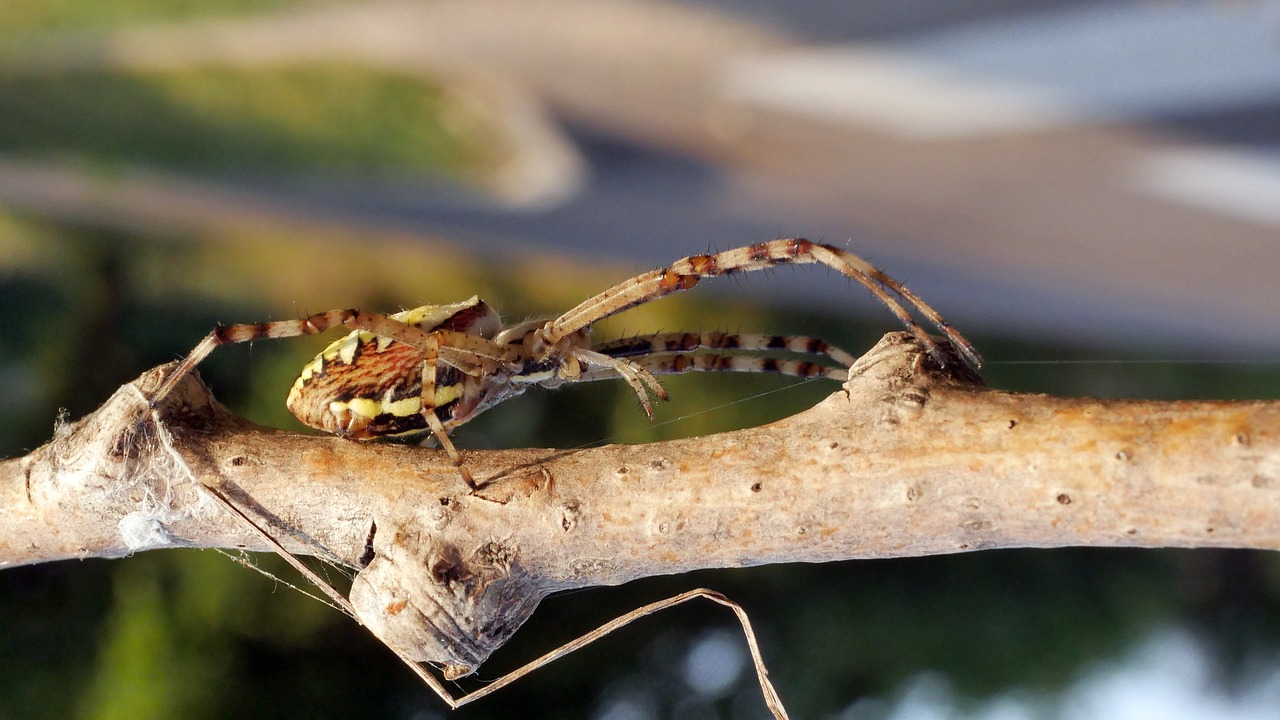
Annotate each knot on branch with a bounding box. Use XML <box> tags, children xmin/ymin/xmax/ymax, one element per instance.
<box><xmin>349</xmin><ymin>530</ymin><xmax>545</xmax><ymax>677</ymax></box>
<box><xmin>848</xmin><ymin>332</ymin><xmax>985</xmax><ymax>390</ymax></box>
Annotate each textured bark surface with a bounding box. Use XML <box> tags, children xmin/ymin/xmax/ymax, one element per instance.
<box><xmin>4</xmin><ymin>332</ymin><xmax>1280</xmax><ymax>671</ymax></box>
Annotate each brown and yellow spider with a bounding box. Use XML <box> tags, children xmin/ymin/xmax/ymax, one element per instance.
<box><xmin>153</xmin><ymin>238</ymin><xmax>980</xmax><ymax>486</ymax></box>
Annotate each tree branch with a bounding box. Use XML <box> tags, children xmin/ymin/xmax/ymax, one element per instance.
<box><xmin>4</xmin><ymin>331</ymin><xmax>1280</xmax><ymax>674</ymax></box>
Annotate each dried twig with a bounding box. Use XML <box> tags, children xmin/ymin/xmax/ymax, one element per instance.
<box><xmin>4</xmin><ymin>332</ymin><xmax>1279</xmax><ymax>708</ymax></box>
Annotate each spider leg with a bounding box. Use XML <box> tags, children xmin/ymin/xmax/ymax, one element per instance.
<box><xmin>438</xmin><ymin>339</ymin><xmax>512</xmax><ymax>377</ymax></box>
<box><xmin>808</xmin><ymin>243</ymin><xmax>982</xmax><ymax>370</ymax></box>
<box><xmin>416</xmin><ymin>332</ymin><xmax>476</xmax><ymax>488</ymax></box>
<box><xmin>577</xmin><ymin>352</ymin><xmax>850</xmax><ymax>382</ymax></box>
<box><xmin>596</xmin><ymin>331</ymin><xmax>857</xmax><ymax>369</ymax></box>
<box><xmin>153</xmin><ymin>309</ymin><xmax>424</xmax><ymax>404</ymax></box>
<box><xmin>571</xmin><ymin>348</ymin><xmax>668</xmax><ymax>418</ymax></box>
<box><xmin>538</xmin><ymin>239</ymin><xmax>980</xmax><ymax>370</ymax></box>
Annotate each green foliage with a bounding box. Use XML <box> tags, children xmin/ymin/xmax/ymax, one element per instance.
<box><xmin>0</xmin><ymin>0</ymin><xmax>318</xmax><ymax>37</ymax></box>
<box><xmin>0</xmin><ymin>66</ymin><xmax>475</xmax><ymax>179</ymax></box>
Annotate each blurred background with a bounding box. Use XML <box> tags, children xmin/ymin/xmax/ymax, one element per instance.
<box><xmin>3</xmin><ymin>1</ymin><xmax>1280</xmax><ymax>718</ymax></box>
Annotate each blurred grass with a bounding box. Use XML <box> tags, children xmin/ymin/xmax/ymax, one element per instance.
<box><xmin>0</xmin><ymin>0</ymin><xmax>320</xmax><ymax>38</ymax></box>
<box><xmin>0</xmin><ymin>65</ymin><xmax>489</xmax><ymax>181</ymax></box>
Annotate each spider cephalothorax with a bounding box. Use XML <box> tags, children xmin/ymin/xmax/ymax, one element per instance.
<box><xmin>154</xmin><ymin>238</ymin><xmax>980</xmax><ymax>486</ymax></box>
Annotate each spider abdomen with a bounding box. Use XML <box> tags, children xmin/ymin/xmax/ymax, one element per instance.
<box><xmin>285</xmin><ymin>298</ymin><xmax>499</xmax><ymax>439</ymax></box>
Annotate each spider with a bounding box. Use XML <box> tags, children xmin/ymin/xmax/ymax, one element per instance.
<box><xmin>153</xmin><ymin>238</ymin><xmax>980</xmax><ymax>487</ymax></box>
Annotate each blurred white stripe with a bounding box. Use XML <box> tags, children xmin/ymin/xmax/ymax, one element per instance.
<box><xmin>721</xmin><ymin>49</ymin><xmax>1078</xmax><ymax>138</ymax></box>
<box><xmin>1136</xmin><ymin>148</ymin><xmax>1280</xmax><ymax>228</ymax></box>
<box><xmin>721</xmin><ymin>1</ymin><xmax>1280</xmax><ymax>138</ymax></box>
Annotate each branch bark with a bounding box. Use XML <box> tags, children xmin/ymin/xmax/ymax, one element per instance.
<box><xmin>4</xmin><ymin>332</ymin><xmax>1280</xmax><ymax>674</ymax></box>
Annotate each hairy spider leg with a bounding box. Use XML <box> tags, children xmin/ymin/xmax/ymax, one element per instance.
<box><xmin>581</xmin><ymin>331</ymin><xmax>859</xmax><ymax>384</ymax></box>
<box><xmin>538</xmin><ymin>238</ymin><xmax>981</xmax><ymax>371</ymax></box>
<box><xmin>596</xmin><ymin>331</ymin><xmax>857</xmax><ymax>368</ymax></box>
<box><xmin>567</xmin><ymin>348</ymin><xmax>669</xmax><ymax>418</ymax></box>
<box><xmin>577</xmin><ymin>352</ymin><xmax>851</xmax><ymax>383</ymax></box>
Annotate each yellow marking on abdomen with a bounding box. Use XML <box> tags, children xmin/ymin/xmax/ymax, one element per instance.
<box><xmin>332</xmin><ymin>396</ymin><xmax>424</xmax><ymax>422</ymax></box>
<box><xmin>432</xmin><ymin>383</ymin><xmax>462</xmax><ymax>408</ymax></box>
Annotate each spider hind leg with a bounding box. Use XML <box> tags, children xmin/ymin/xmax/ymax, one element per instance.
<box><xmin>540</xmin><ymin>239</ymin><xmax>981</xmax><ymax>372</ymax></box>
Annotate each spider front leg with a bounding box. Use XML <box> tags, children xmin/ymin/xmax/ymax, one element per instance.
<box><xmin>152</xmin><ymin>309</ymin><xmax>399</xmax><ymax>405</ymax></box>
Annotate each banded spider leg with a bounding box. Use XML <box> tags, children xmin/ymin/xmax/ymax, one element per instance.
<box><xmin>594</xmin><ymin>330</ymin><xmax>858</xmax><ymax>381</ymax></box>
<box><xmin>532</xmin><ymin>238</ymin><xmax>981</xmax><ymax>395</ymax></box>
